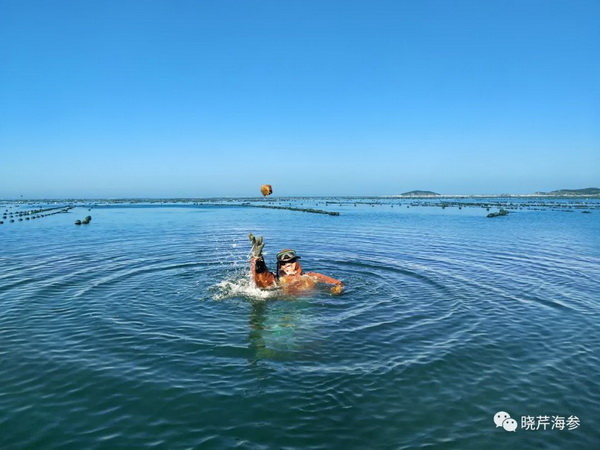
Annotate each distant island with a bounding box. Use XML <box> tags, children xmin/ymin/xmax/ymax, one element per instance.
<box><xmin>401</xmin><ymin>190</ymin><xmax>440</xmax><ymax>196</ymax></box>
<box><xmin>395</xmin><ymin>187</ymin><xmax>599</xmax><ymax>197</ymax></box>
<box><xmin>535</xmin><ymin>187</ymin><xmax>600</xmax><ymax>196</ymax></box>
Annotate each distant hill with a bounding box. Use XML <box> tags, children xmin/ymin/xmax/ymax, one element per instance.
<box><xmin>401</xmin><ymin>190</ymin><xmax>440</xmax><ymax>196</ymax></box>
<box><xmin>536</xmin><ymin>187</ymin><xmax>600</xmax><ymax>196</ymax></box>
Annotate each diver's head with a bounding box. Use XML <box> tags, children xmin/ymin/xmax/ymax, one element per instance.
<box><xmin>276</xmin><ymin>249</ymin><xmax>302</xmax><ymax>276</ymax></box>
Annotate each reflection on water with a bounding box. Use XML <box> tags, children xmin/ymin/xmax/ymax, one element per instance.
<box><xmin>248</xmin><ymin>300</ymin><xmax>308</xmax><ymax>362</ymax></box>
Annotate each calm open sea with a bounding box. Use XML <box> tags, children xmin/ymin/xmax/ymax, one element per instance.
<box><xmin>1</xmin><ymin>198</ymin><xmax>599</xmax><ymax>449</ymax></box>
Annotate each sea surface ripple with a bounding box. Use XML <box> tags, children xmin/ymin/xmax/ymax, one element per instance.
<box><xmin>1</xmin><ymin>199</ymin><xmax>599</xmax><ymax>449</ymax></box>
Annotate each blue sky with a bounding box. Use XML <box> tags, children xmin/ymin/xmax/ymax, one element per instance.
<box><xmin>1</xmin><ymin>0</ymin><xmax>598</xmax><ymax>198</ymax></box>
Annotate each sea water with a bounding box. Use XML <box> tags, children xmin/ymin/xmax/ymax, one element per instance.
<box><xmin>1</xmin><ymin>198</ymin><xmax>599</xmax><ymax>449</ymax></box>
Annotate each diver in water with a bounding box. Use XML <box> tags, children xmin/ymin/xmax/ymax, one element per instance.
<box><xmin>249</xmin><ymin>234</ymin><xmax>344</xmax><ymax>295</ymax></box>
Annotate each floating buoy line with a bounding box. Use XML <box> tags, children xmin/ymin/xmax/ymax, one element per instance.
<box><xmin>206</xmin><ymin>202</ymin><xmax>340</xmax><ymax>216</ymax></box>
<box><xmin>0</xmin><ymin>206</ymin><xmax>73</xmax><ymax>225</ymax></box>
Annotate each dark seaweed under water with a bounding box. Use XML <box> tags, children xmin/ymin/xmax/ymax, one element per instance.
<box><xmin>1</xmin><ymin>198</ymin><xmax>599</xmax><ymax>449</ymax></box>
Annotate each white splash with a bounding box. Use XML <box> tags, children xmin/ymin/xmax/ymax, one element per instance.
<box><xmin>212</xmin><ymin>274</ymin><xmax>280</xmax><ymax>301</ymax></box>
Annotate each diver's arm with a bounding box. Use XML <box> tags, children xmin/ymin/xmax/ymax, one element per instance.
<box><xmin>251</xmin><ymin>256</ymin><xmax>277</xmax><ymax>288</ymax></box>
<box><xmin>249</xmin><ymin>233</ymin><xmax>276</xmax><ymax>288</ymax></box>
<box><xmin>306</xmin><ymin>272</ymin><xmax>344</xmax><ymax>295</ymax></box>
<box><xmin>305</xmin><ymin>272</ymin><xmax>343</xmax><ymax>286</ymax></box>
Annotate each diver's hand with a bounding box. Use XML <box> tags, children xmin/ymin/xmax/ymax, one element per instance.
<box><xmin>249</xmin><ymin>233</ymin><xmax>265</xmax><ymax>258</ymax></box>
<box><xmin>330</xmin><ymin>284</ymin><xmax>344</xmax><ymax>295</ymax></box>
